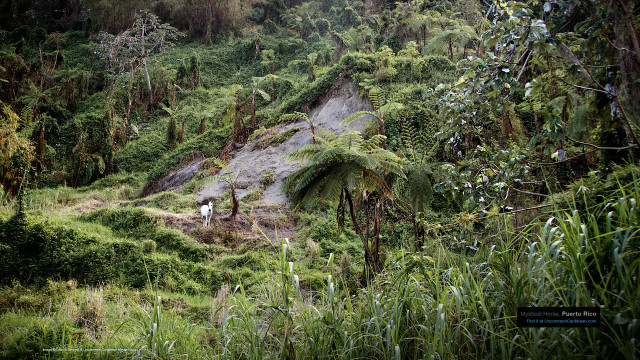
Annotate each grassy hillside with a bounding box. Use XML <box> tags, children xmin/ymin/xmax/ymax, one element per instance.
<box><xmin>1</xmin><ymin>0</ymin><xmax>639</xmax><ymax>359</ymax></box>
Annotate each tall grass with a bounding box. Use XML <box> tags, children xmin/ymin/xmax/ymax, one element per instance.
<box><xmin>208</xmin><ymin>183</ymin><xmax>639</xmax><ymax>359</ymax></box>
<box><xmin>2</xmin><ymin>181</ymin><xmax>637</xmax><ymax>359</ymax></box>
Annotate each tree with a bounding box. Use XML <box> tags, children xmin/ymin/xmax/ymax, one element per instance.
<box><xmin>394</xmin><ymin>119</ymin><xmax>433</xmax><ymax>251</ymax></box>
<box><xmin>340</xmin><ymin>86</ymin><xmax>403</xmax><ymax>145</ymax></box>
<box><xmin>210</xmin><ymin>158</ymin><xmax>243</xmax><ymax>223</ymax></box>
<box><xmin>426</xmin><ymin>18</ymin><xmax>478</xmax><ymax>60</ymax></box>
<box><xmin>249</xmin><ymin>77</ymin><xmax>270</xmax><ymax>128</ymax></box>
<box><xmin>166</xmin><ymin>116</ymin><xmax>178</xmax><ymax>150</ymax></box>
<box><xmin>161</xmin><ymin>86</ymin><xmax>184</xmax><ymax>146</ymax></box>
<box><xmin>432</xmin><ymin>0</ymin><xmax>640</xmax><ymax>222</ymax></box>
<box><xmin>283</xmin><ymin>131</ymin><xmax>407</xmax><ymax>274</ymax></box>
<box><xmin>212</xmin><ymin>84</ymin><xmax>248</xmax><ymax>143</ymax></box>
<box><xmin>279</xmin><ymin>111</ymin><xmax>315</xmax><ymax>144</ymax></box>
<box><xmin>95</xmin><ymin>10</ymin><xmax>182</xmax><ymax>105</ymax></box>
<box><xmin>0</xmin><ymin>103</ymin><xmax>34</xmax><ymax>208</ymax></box>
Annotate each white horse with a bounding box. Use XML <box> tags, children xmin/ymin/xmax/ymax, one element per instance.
<box><xmin>200</xmin><ymin>201</ymin><xmax>213</xmax><ymax>226</ymax></box>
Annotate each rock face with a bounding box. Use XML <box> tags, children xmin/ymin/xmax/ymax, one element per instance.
<box><xmin>144</xmin><ymin>157</ymin><xmax>206</xmax><ymax>196</ymax></box>
<box><xmin>196</xmin><ymin>81</ymin><xmax>371</xmax><ymax>205</ymax></box>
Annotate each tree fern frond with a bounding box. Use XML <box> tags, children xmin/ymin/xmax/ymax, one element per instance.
<box><xmin>340</xmin><ymin>111</ymin><xmax>374</xmax><ymax>126</ymax></box>
<box><xmin>279</xmin><ymin>111</ymin><xmax>309</xmax><ymax>123</ymax></box>
<box><xmin>211</xmin><ymin>158</ymin><xmax>229</xmax><ymax>169</ymax></box>
<box><xmin>283</xmin><ymin>143</ymin><xmax>329</xmax><ymax>162</ymax></box>
<box><xmin>378</xmin><ymin>102</ymin><xmax>404</xmax><ymax>114</ymax></box>
<box><xmin>256</xmin><ymin>89</ymin><xmax>271</xmax><ymax>101</ymax></box>
<box><xmin>360</xmin><ymin>134</ymin><xmax>387</xmax><ymax>151</ymax></box>
<box><xmin>567</xmin><ymin>105</ymin><xmax>590</xmax><ymax>139</ymax></box>
<box><xmin>368</xmin><ymin>87</ymin><xmax>386</xmax><ymax>109</ymax></box>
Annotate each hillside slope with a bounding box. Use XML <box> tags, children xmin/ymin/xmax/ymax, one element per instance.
<box><xmin>196</xmin><ymin>81</ymin><xmax>371</xmax><ymax>205</ymax></box>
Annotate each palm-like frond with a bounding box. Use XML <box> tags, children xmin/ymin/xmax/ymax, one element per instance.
<box><xmin>368</xmin><ymin>87</ymin><xmax>386</xmax><ymax>109</ymax></box>
<box><xmin>404</xmin><ymin>164</ymin><xmax>433</xmax><ymax>213</ymax></box>
<box><xmin>340</xmin><ymin>111</ymin><xmax>374</xmax><ymax>126</ymax></box>
<box><xmin>255</xmin><ymin>89</ymin><xmax>271</xmax><ymax>102</ymax></box>
<box><xmin>279</xmin><ymin>112</ymin><xmax>308</xmax><ymax>123</ymax></box>
<box><xmin>283</xmin><ymin>130</ymin><xmax>407</xmax><ymax>209</ymax></box>
<box><xmin>378</xmin><ymin>102</ymin><xmax>404</xmax><ymax>114</ymax></box>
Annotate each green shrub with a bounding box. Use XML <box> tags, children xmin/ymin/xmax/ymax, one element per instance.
<box><xmin>114</xmin><ymin>133</ymin><xmax>168</xmax><ymax>173</ymax></box>
<box><xmin>142</xmin><ymin>239</ymin><xmax>156</xmax><ymax>253</ymax></box>
<box><xmin>316</xmin><ymin>18</ymin><xmax>330</xmax><ymax>36</ymax></box>
<box><xmin>152</xmin><ymin>228</ymin><xmax>211</xmax><ymax>262</ymax></box>
<box><xmin>309</xmin><ymin>217</ymin><xmax>362</xmax><ymax>259</ymax></box>
<box><xmin>0</xmin><ymin>213</ymin><xmax>144</xmax><ymax>285</ymax></box>
<box><xmin>146</xmin><ymin>126</ymin><xmax>231</xmax><ymax>184</ymax></box>
<box><xmin>85</xmin><ymin>172</ymin><xmax>144</xmax><ymax>191</ymax></box>
<box><xmin>262</xmin><ymin>19</ymin><xmax>278</xmax><ymax>35</ymax></box>
<box><xmin>261</xmin><ymin>171</ymin><xmax>275</xmax><ymax>188</ymax></box>
<box><xmin>79</xmin><ymin>207</ymin><xmax>158</xmax><ymax>239</ymax></box>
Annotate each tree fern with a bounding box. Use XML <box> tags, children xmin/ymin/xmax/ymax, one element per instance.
<box><xmin>368</xmin><ymin>86</ymin><xmax>386</xmax><ymax>110</ymax></box>
<box><xmin>340</xmin><ymin>87</ymin><xmax>403</xmax><ymax>141</ymax></box>
<box><xmin>567</xmin><ymin>105</ymin><xmax>590</xmax><ymax>140</ymax></box>
<box><xmin>340</xmin><ymin>110</ymin><xmax>374</xmax><ymax>126</ymax></box>
<box><xmin>283</xmin><ymin>130</ymin><xmax>407</xmax><ymax>272</ymax></box>
<box><xmin>279</xmin><ymin>112</ymin><xmax>316</xmax><ymax>143</ymax></box>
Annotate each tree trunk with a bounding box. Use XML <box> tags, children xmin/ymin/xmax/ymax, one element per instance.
<box><xmin>143</xmin><ymin>58</ymin><xmax>153</xmax><ymax>104</ymax></box>
<box><xmin>141</xmin><ymin>21</ymin><xmax>153</xmax><ymax>105</ymax></box>
<box><xmin>613</xmin><ymin>0</ymin><xmax>640</xmax><ymax>145</ymax></box>
<box><xmin>364</xmin><ymin>193</ymin><xmax>371</xmax><ymax>260</ymax></box>
<box><xmin>448</xmin><ymin>39</ymin><xmax>454</xmax><ymax>61</ymax></box>
<box><xmin>231</xmin><ymin>186</ymin><xmax>239</xmax><ymax>220</ymax></box>
<box><xmin>413</xmin><ymin>212</ymin><xmax>420</xmax><ymax>252</ymax></box>
<box><xmin>344</xmin><ymin>189</ymin><xmax>377</xmax><ymax>274</ymax></box>
<box><xmin>179</xmin><ymin>119</ymin><xmax>185</xmax><ymax>144</ymax></box>
<box><xmin>372</xmin><ymin>199</ymin><xmax>381</xmax><ymax>264</ymax></box>
<box><xmin>309</xmin><ymin>120</ymin><xmax>316</xmax><ymax>144</ymax></box>
<box><xmin>251</xmin><ymin>92</ymin><xmax>256</xmax><ymax>128</ymax></box>
<box><xmin>36</xmin><ymin>123</ymin><xmax>45</xmax><ymax>173</ymax></box>
<box><xmin>308</xmin><ymin>61</ymin><xmax>315</xmax><ymax>82</ymax></box>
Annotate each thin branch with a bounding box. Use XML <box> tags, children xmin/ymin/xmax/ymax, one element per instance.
<box><xmin>516</xmin><ymin>51</ymin><xmax>531</xmax><ymax>82</ymax></box>
<box><xmin>527</xmin><ymin>149</ymin><xmax>599</xmax><ymax>165</ymax></box>
<box><xmin>614</xmin><ymin>98</ymin><xmax>640</xmax><ymax>146</ymax></box>
<box><xmin>558</xmin><ymin>42</ymin><xmax>605</xmax><ymax>90</ymax></box>
<box><xmin>565</xmin><ymin>135</ymin><xmax>639</xmax><ymax>150</ymax></box>
<box><xmin>557</xmin><ymin>77</ymin><xmax>611</xmax><ymax>95</ymax></box>
<box><xmin>510</xmin><ymin>187</ymin><xmax>549</xmax><ymax>197</ymax></box>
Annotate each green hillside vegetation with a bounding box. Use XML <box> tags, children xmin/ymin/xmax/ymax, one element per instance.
<box><xmin>1</xmin><ymin>0</ymin><xmax>639</xmax><ymax>358</ymax></box>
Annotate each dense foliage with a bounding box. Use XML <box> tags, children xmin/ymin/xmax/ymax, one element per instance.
<box><xmin>0</xmin><ymin>0</ymin><xmax>638</xmax><ymax>359</ymax></box>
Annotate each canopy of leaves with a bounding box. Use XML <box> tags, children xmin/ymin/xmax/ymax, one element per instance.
<box><xmin>283</xmin><ymin>130</ymin><xmax>407</xmax><ymax>209</ymax></box>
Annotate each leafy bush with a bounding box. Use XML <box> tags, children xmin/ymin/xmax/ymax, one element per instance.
<box><xmin>85</xmin><ymin>171</ymin><xmax>143</xmax><ymax>190</ymax></box>
<box><xmin>146</xmin><ymin>126</ymin><xmax>231</xmax><ymax>184</ymax></box>
<box><xmin>79</xmin><ymin>207</ymin><xmax>158</xmax><ymax>239</ymax></box>
<box><xmin>0</xmin><ymin>212</ymin><xmax>142</xmax><ymax>285</ymax></box>
<box><xmin>309</xmin><ymin>217</ymin><xmax>362</xmax><ymax>259</ymax></box>
<box><xmin>315</xmin><ymin>18</ymin><xmax>330</xmax><ymax>36</ymax></box>
<box><xmin>114</xmin><ymin>133</ymin><xmax>168</xmax><ymax>173</ymax></box>
<box><xmin>152</xmin><ymin>228</ymin><xmax>211</xmax><ymax>262</ymax></box>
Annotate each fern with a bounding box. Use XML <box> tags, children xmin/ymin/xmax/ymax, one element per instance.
<box><xmin>279</xmin><ymin>112</ymin><xmax>308</xmax><ymax>123</ymax></box>
<box><xmin>568</xmin><ymin>105</ymin><xmax>590</xmax><ymax>139</ymax></box>
<box><xmin>340</xmin><ymin>111</ymin><xmax>374</xmax><ymax>126</ymax></box>
<box><xmin>368</xmin><ymin>87</ymin><xmax>386</xmax><ymax>110</ymax></box>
